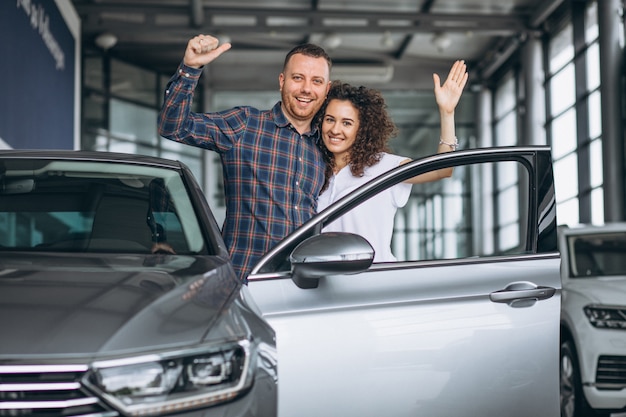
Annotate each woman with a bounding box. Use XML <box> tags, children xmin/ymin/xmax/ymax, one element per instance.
<box><xmin>317</xmin><ymin>60</ymin><xmax>468</xmax><ymax>262</ymax></box>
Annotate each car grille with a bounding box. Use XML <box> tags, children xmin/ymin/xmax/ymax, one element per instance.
<box><xmin>596</xmin><ymin>355</ymin><xmax>626</xmax><ymax>389</ymax></box>
<box><xmin>0</xmin><ymin>365</ymin><xmax>118</xmax><ymax>417</ymax></box>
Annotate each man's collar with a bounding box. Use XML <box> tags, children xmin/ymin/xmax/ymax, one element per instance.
<box><xmin>272</xmin><ymin>102</ymin><xmax>320</xmax><ymax>138</ymax></box>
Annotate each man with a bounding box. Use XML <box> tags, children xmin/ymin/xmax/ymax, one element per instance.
<box><xmin>158</xmin><ymin>34</ymin><xmax>332</xmax><ymax>280</ymax></box>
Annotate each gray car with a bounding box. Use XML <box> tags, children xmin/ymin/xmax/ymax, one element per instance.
<box><xmin>0</xmin><ymin>150</ymin><xmax>277</xmax><ymax>417</ymax></box>
<box><xmin>245</xmin><ymin>146</ymin><xmax>561</xmax><ymax>417</ymax></box>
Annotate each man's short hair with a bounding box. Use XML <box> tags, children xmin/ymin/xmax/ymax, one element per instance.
<box><xmin>283</xmin><ymin>43</ymin><xmax>332</xmax><ymax>73</ymax></box>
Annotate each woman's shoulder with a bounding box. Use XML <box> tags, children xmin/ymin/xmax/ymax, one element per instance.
<box><xmin>361</xmin><ymin>153</ymin><xmax>407</xmax><ymax>177</ymax></box>
<box><xmin>378</xmin><ymin>152</ymin><xmax>409</xmax><ymax>168</ymax></box>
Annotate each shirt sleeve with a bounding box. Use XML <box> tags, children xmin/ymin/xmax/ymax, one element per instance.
<box><xmin>157</xmin><ymin>62</ymin><xmax>247</xmax><ymax>153</ymax></box>
<box><xmin>157</xmin><ymin>62</ymin><xmax>202</xmax><ymax>140</ymax></box>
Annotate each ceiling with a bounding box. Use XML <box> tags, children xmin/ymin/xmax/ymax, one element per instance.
<box><xmin>71</xmin><ymin>0</ymin><xmax>566</xmax><ymax>158</ymax></box>
<box><xmin>71</xmin><ymin>0</ymin><xmax>564</xmax><ymax>92</ymax></box>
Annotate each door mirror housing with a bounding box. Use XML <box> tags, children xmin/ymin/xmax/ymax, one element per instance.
<box><xmin>289</xmin><ymin>232</ymin><xmax>374</xmax><ymax>289</ymax></box>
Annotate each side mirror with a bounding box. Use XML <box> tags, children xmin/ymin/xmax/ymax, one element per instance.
<box><xmin>289</xmin><ymin>232</ymin><xmax>374</xmax><ymax>289</ymax></box>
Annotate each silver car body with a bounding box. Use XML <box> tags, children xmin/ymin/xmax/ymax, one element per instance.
<box><xmin>246</xmin><ymin>147</ymin><xmax>561</xmax><ymax>417</ymax></box>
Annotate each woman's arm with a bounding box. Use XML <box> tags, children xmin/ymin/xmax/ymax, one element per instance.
<box><xmin>403</xmin><ymin>60</ymin><xmax>468</xmax><ymax>184</ymax></box>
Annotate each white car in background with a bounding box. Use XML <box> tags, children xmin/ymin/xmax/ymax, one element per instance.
<box><xmin>559</xmin><ymin>223</ymin><xmax>626</xmax><ymax>417</ymax></box>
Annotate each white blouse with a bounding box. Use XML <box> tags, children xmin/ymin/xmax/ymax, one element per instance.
<box><xmin>317</xmin><ymin>153</ymin><xmax>412</xmax><ymax>262</ymax></box>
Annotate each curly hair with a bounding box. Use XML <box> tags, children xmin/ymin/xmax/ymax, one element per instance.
<box><xmin>317</xmin><ymin>80</ymin><xmax>398</xmax><ymax>192</ymax></box>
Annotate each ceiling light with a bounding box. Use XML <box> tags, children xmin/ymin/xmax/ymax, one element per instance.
<box><xmin>217</xmin><ymin>34</ymin><xmax>231</xmax><ymax>45</ymax></box>
<box><xmin>95</xmin><ymin>33</ymin><xmax>118</xmax><ymax>50</ymax></box>
<box><xmin>431</xmin><ymin>33</ymin><xmax>451</xmax><ymax>52</ymax></box>
<box><xmin>332</xmin><ymin>64</ymin><xmax>394</xmax><ymax>84</ymax></box>
<box><xmin>381</xmin><ymin>31</ymin><xmax>393</xmax><ymax>48</ymax></box>
<box><xmin>322</xmin><ymin>33</ymin><xmax>342</xmax><ymax>50</ymax></box>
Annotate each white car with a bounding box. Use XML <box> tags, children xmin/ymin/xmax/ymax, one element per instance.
<box><xmin>559</xmin><ymin>223</ymin><xmax>626</xmax><ymax>417</ymax></box>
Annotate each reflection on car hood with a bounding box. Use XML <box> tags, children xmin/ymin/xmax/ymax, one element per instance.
<box><xmin>565</xmin><ymin>276</ymin><xmax>626</xmax><ymax>305</ymax></box>
<box><xmin>0</xmin><ymin>252</ymin><xmax>239</xmax><ymax>357</ymax></box>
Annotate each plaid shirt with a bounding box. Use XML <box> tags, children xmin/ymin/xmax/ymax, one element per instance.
<box><xmin>158</xmin><ymin>63</ymin><xmax>325</xmax><ymax>280</ymax></box>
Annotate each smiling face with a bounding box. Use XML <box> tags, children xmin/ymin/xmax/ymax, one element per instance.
<box><xmin>279</xmin><ymin>53</ymin><xmax>331</xmax><ymax>133</ymax></box>
<box><xmin>321</xmin><ymin>99</ymin><xmax>360</xmax><ymax>169</ymax></box>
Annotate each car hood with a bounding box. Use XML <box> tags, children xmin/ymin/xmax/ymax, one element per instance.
<box><xmin>564</xmin><ymin>276</ymin><xmax>626</xmax><ymax>305</ymax></box>
<box><xmin>0</xmin><ymin>252</ymin><xmax>240</xmax><ymax>358</ymax></box>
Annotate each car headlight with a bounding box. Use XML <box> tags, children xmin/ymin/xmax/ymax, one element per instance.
<box><xmin>84</xmin><ymin>340</ymin><xmax>252</xmax><ymax>416</ymax></box>
<box><xmin>584</xmin><ymin>305</ymin><xmax>626</xmax><ymax>329</ymax></box>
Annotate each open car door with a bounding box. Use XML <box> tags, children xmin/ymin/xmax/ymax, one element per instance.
<box><xmin>244</xmin><ymin>146</ymin><xmax>560</xmax><ymax>417</ymax></box>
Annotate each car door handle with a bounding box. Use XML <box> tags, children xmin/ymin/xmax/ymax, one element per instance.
<box><xmin>489</xmin><ymin>281</ymin><xmax>556</xmax><ymax>304</ymax></box>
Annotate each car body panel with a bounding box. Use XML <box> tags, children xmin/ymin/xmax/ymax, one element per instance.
<box><xmin>0</xmin><ymin>252</ymin><xmax>236</xmax><ymax>356</ymax></box>
<box><xmin>249</xmin><ymin>256</ymin><xmax>560</xmax><ymax>417</ymax></box>
<box><xmin>247</xmin><ymin>146</ymin><xmax>561</xmax><ymax>417</ymax></box>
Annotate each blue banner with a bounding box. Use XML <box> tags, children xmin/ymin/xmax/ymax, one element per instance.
<box><xmin>0</xmin><ymin>0</ymin><xmax>77</xmax><ymax>149</ymax></box>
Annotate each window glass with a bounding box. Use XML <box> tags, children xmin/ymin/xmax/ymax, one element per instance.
<box><xmin>549</xmin><ymin>64</ymin><xmax>576</xmax><ymax>116</ymax></box>
<box><xmin>557</xmin><ymin>198</ymin><xmax>579</xmax><ymax>227</ymax></box>
<box><xmin>110</xmin><ymin>99</ymin><xmax>158</xmax><ymax>147</ymax></box>
<box><xmin>553</xmin><ymin>153</ymin><xmax>579</xmax><ymax>201</ymax></box>
<box><xmin>83</xmin><ymin>92</ymin><xmax>106</xmax><ymax>134</ymax></box>
<box><xmin>550</xmin><ymin>108</ymin><xmax>577</xmax><ymax>159</ymax></box>
<box><xmin>498</xmin><ymin>186</ymin><xmax>520</xmax><ymax>226</ymax></box>
<box><xmin>586</xmin><ymin>42</ymin><xmax>600</xmax><ymax>90</ymax></box>
<box><xmin>374</xmin><ymin>160</ymin><xmax>530</xmax><ymax>262</ymax></box>
<box><xmin>84</xmin><ymin>55</ymin><xmax>104</xmax><ymax>91</ymax></box>
<box><xmin>111</xmin><ymin>59</ymin><xmax>157</xmax><ymax>106</ymax></box>
<box><xmin>104</xmin><ymin>140</ymin><xmax>158</xmax><ymax>157</ymax></box>
<box><xmin>591</xmin><ymin>188</ymin><xmax>604</xmax><ymax>225</ymax></box>
<box><xmin>568</xmin><ymin>232</ymin><xmax>626</xmax><ymax>278</ymax></box>
<box><xmin>549</xmin><ymin>23</ymin><xmax>574</xmax><ymax>73</ymax></box>
<box><xmin>585</xmin><ymin>1</ymin><xmax>598</xmax><ymax>42</ymax></box>
<box><xmin>0</xmin><ymin>160</ymin><xmax>208</xmax><ymax>255</ymax></box>
<box><xmin>496</xmin><ymin>159</ymin><xmax>519</xmax><ymax>189</ymax></box>
<box><xmin>494</xmin><ymin>74</ymin><xmax>516</xmax><ymax>119</ymax></box>
<box><xmin>588</xmin><ymin>91</ymin><xmax>602</xmax><ymax>139</ymax></box>
<box><xmin>498</xmin><ymin>223</ymin><xmax>520</xmax><ymax>253</ymax></box>
<box><xmin>495</xmin><ymin>112</ymin><xmax>517</xmax><ymax>146</ymax></box>
<box><xmin>491</xmin><ymin>71</ymin><xmax>521</xmax><ymax>252</ymax></box>
<box><xmin>589</xmin><ymin>138</ymin><xmax>603</xmax><ymax>188</ymax></box>
<box><xmin>213</xmin><ymin>91</ymin><xmax>279</xmax><ymax>111</ymax></box>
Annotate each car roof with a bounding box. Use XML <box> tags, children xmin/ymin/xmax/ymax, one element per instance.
<box><xmin>0</xmin><ymin>149</ymin><xmax>183</xmax><ymax>170</ymax></box>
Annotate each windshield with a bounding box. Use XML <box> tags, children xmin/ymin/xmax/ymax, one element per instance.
<box><xmin>0</xmin><ymin>159</ymin><xmax>207</xmax><ymax>255</ymax></box>
<box><xmin>567</xmin><ymin>232</ymin><xmax>626</xmax><ymax>278</ymax></box>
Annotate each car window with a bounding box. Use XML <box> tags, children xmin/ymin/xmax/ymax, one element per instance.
<box><xmin>253</xmin><ymin>148</ymin><xmax>555</xmax><ymax>276</ymax></box>
<box><xmin>0</xmin><ymin>159</ymin><xmax>208</xmax><ymax>255</ymax></box>
<box><xmin>567</xmin><ymin>232</ymin><xmax>626</xmax><ymax>277</ymax></box>
<box><xmin>323</xmin><ymin>160</ymin><xmax>531</xmax><ymax>263</ymax></box>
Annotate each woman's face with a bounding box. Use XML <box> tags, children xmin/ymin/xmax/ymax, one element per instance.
<box><xmin>321</xmin><ymin>99</ymin><xmax>360</xmax><ymax>162</ymax></box>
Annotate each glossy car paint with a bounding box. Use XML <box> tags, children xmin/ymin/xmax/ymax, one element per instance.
<box><xmin>0</xmin><ymin>150</ymin><xmax>277</xmax><ymax>417</ymax></box>
<box><xmin>559</xmin><ymin>223</ymin><xmax>626</xmax><ymax>414</ymax></box>
<box><xmin>246</xmin><ymin>147</ymin><xmax>561</xmax><ymax>417</ymax></box>
<box><xmin>1</xmin><ymin>253</ymin><xmax>240</xmax><ymax>354</ymax></box>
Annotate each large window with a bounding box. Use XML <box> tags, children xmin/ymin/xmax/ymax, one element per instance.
<box><xmin>546</xmin><ymin>1</ymin><xmax>603</xmax><ymax>226</ymax></box>
<box><xmin>388</xmin><ymin>91</ymin><xmax>476</xmax><ymax>260</ymax></box>
<box><xmin>81</xmin><ymin>54</ymin><xmax>205</xmax><ymax>190</ymax></box>
<box><xmin>493</xmin><ymin>72</ymin><xmax>522</xmax><ymax>252</ymax></box>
